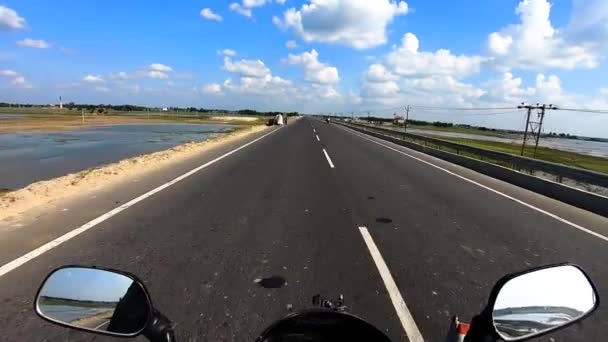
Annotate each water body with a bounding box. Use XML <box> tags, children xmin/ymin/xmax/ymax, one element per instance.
<box><xmin>0</xmin><ymin>123</ymin><xmax>234</xmax><ymax>189</ymax></box>
<box><xmin>383</xmin><ymin>126</ymin><xmax>608</xmax><ymax>158</ymax></box>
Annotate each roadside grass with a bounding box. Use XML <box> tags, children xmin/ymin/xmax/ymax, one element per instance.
<box><xmin>394</xmin><ymin>123</ymin><xmax>516</xmax><ymax>138</ymax></box>
<box><xmin>438</xmin><ymin>137</ymin><xmax>608</xmax><ymax>174</ymax></box>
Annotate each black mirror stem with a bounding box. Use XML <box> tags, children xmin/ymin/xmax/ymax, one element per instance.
<box><xmin>143</xmin><ymin>308</ymin><xmax>176</xmax><ymax>342</ymax></box>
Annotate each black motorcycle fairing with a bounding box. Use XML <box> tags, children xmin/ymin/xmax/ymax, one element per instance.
<box><xmin>256</xmin><ymin>309</ymin><xmax>391</xmax><ymax>342</ymax></box>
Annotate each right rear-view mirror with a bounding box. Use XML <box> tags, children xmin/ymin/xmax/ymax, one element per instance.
<box><xmin>491</xmin><ymin>264</ymin><xmax>598</xmax><ymax>341</ymax></box>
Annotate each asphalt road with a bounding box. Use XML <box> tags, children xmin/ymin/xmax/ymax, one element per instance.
<box><xmin>1</xmin><ymin>117</ymin><xmax>607</xmax><ymax>341</ymax></box>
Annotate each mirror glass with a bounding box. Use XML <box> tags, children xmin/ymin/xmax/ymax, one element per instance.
<box><xmin>36</xmin><ymin>267</ymin><xmax>150</xmax><ymax>336</ymax></box>
<box><xmin>492</xmin><ymin>265</ymin><xmax>597</xmax><ymax>341</ymax></box>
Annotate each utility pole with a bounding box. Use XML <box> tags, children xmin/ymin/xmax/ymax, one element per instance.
<box><xmin>517</xmin><ymin>103</ymin><xmax>557</xmax><ymax>157</ymax></box>
<box><xmin>404</xmin><ymin>105</ymin><xmax>410</xmax><ymax>134</ymax></box>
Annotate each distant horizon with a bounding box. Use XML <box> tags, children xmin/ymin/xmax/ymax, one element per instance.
<box><xmin>1</xmin><ymin>1</ymin><xmax>608</xmax><ymax>138</ymax></box>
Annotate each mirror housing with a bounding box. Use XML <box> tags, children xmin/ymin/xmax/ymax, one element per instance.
<box><xmin>35</xmin><ymin>266</ymin><xmax>153</xmax><ymax>337</ymax></box>
<box><xmin>465</xmin><ymin>263</ymin><xmax>599</xmax><ymax>342</ymax></box>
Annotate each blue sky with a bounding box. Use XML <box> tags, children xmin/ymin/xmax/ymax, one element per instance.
<box><xmin>41</xmin><ymin>268</ymin><xmax>134</xmax><ymax>302</ymax></box>
<box><xmin>1</xmin><ymin>1</ymin><xmax>607</xmax><ymax>137</ymax></box>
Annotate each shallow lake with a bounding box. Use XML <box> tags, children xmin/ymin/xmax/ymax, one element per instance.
<box><xmin>382</xmin><ymin>126</ymin><xmax>608</xmax><ymax>158</ymax></box>
<box><xmin>0</xmin><ymin>123</ymin><xmax>234</xmax><ymax>189</ymax></box>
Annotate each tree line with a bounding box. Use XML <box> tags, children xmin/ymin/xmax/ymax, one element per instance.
<box><xmin>0</xmin><ymin>102</ymin><xmax>300</xmax><ymax>116</ymax></box>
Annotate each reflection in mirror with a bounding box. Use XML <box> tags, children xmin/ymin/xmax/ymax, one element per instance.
<box><xmin>492</xmin><ymin>265</ymin><xmax>597</xmax><ymax>341</ymax></box>
<box><xmin>36</xmin><ymin>267</ymin><xmax>150</xmax><ymax>336</ymax></box>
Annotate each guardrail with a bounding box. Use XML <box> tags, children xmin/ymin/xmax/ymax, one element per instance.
<box><xmin>336</xmin><ymin>121</ymin><xmax>608</xmax><ymax>217</ymax></box>
<box><xmin>346</xmin><ymin>122</ymin><xmax>608</xmax><ymax>189</ymax></box>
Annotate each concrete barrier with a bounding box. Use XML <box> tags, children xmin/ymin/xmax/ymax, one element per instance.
<box><xmin>340</xmin><ymin>122</ymin><xmax>608</xmax><ymax>217</ymax></box>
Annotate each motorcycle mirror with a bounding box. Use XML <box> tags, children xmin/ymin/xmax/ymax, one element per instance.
<box><xmin>491</xmin><ymin>264</ymin><xmax>598</xmax><ymax>341</ymax></box>
<box><xmin>35</xmin><ymin>266</ymin><xmax>152</xmax><ymax>337</ymax></box>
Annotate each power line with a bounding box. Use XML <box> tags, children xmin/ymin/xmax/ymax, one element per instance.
<box><xmin>555</xmin><ymin>108</ymin><xmax>608</xmax><ymax>114</ymax></box>
<box><xmin>409</xmin><ymin>105</ymin><xmax>518</xmax><ymax>111</ymax></box>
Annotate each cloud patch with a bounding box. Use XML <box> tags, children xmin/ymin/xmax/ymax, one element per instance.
<box><xmin>285</xmin><ymin>49</ymin><xmax>339</xmax><ymax>84</ymax></box>
<box><xmin>200</xmin><ymin>8</ymin><xmax>223</xmax><ymax>21</ymax></box>
<box><xmin>487</xmin><ymin>0</ymin><xmax>599</xmax><ymax>70</ymax></box>
<box><xmin>0</xmin><ymin>5</ymin><xmax>26</xmax><ymax>30</ymax></box>
<box><xmin>17</xmin><ymin>38</ymin><xmax>50</xmax><ymax>49</ymax></box>
<box><xmin>82</xmin><ymin>75</ymin><xmax>105</xmax><ymax>83</ymax></box>
<box><xmin>273</xmin><ymin>0</ymin><xmax>409</xmax><ymax>49</ymax></box>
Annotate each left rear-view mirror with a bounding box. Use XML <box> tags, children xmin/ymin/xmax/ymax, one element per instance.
<box><xmin>491</xmin><ymin>264</ymin><xmax>598</xmax><ymax>341</ymax></box>
<box><xmin>35</xmin><ymin>266</ymin><xmax>152</xmax><ymax>337</ymax></box>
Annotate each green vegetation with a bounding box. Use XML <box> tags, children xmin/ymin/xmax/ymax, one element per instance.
<box><xmin>439</xmin><ymin>137</ymin><xmax>608</xmax><ymax>174</ymax></box>
<box><xmin>406</xmin><ymin>123</ymin><xmax>513</xmax><ymax>138</ymax></box>
<box><xmin>360</xmin><ymin>116</ymin><xmax>518</xmax><ymax>138</ymax></box>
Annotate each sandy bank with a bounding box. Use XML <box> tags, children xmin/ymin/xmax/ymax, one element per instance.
<box><xmin>0</xmin><ymin>125</ymin><xmax>269</xmax><ymax>222</ymax></box>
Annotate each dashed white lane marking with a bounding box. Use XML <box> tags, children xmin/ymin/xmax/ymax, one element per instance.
<box><xmin>0</xmin><ymin>128</ymin><xmax>281</xmax><ymax>278</ymax></box>
<box><xmin>343</xmin><ymin>127</ymin><xmax>608</xmax><ymax>243</ymax></box>
<box><xmin>316</xmin><ymin>134</ymin><xmax>320</xmax><ymax>142</ymax></box>
<box><xmin>313</xmin><ymin>128</ymin><xmax>316</xmax><ymax>133</ymax></box>
<box><xmin>322</xmin><ymin>149</ymin><xmax>335</xmax><ymax>169</ymax></box>
<box><xmin>359</xmin><ymin>226</ymin><xmax>425</xmax><ymax>342</ymax></box>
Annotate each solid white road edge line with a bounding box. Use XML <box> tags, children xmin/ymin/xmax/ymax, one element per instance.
<box><xmin>0</xmin><ymin>128</ymin><xmax>281</xmax><ymax>278</ymax></box>
<box><xmin>358</xmin><ymin>226</ymin><xmax>425</xmax><ymax>342</ymax></box>
<box><xmin>343</xmin><ymin>127</ymin><xmax>608</xmax><ymax>243</ymax></box>
<box><xmin>323</xmin><ymin>148</ymin><xmax>335</xmax><ymax>168</ymax></box>
<box><xmin>316</xmin><ymin>134</ymin><xmax>320</xmax><ymax>142</ymax></box>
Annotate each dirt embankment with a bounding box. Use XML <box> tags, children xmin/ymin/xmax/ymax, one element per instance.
<box><xmin>0</xmin><ymin>125</ymin><xmax>269</xmax><ymax>222</ymax></box>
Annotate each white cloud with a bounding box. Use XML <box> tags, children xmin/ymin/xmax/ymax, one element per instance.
<box><xmin>285</xmin><ymin>49</ymin><xmax>339</xmax><ymax>84</ymax></box>
<box><xmin>229</xmin><ymin>3</ymin><xmax>252</xmax><ymax>18</ymax></box>
<box><xmin>358</xmin><ymin>32</ymin><xmax>486</xmax><ymax>107</ymax></box>
<box><xmin>601</xmin><ymin>88</ymin><xmax>608</xmax><ymax>96</ymax></box>
<box><xmin>149</xmin><ymin>63</ymin><xmax>173</xmax><ymax>72</ymax></box>
<box><xmin>201</xmin><ymin>83</ymin><xmax>223</xmax><ymax>95</ymax></box>
<box><xmin>200</xmin><ymin>8</ymin><xmax>223</xmax><ymax>21</ymax></box>
<box><xmin>387</xmin><ymin>33</ymin><xmax>484</xmax><ymax>79</ymax></box>
<box><xmin>286</xmin><ymin>40</ymin><xmax>298</xmax><ymax>49</ymax></box>
<box><xmin>109</xmin><ymin>71</ymin><xmax>130</xmax><ymax>80</ymax></box>
<box><xmin>11</xmin><ymin>76</ymin><xmax>33</xmax><ymax>89</ymax></box>
<box><xmin>365</xmin><ymin>64</ymin><xmax>397</xmax><ymax>83</ymax></box>
<box><xmin>224</xmin><ymin>57</ymin><xmax>271</xmax><ymax>78</ymax></box>
<box><xmin>230</xmin><ymin>0</ymin><xmax>286</xmax><ymax>17</ymax></box>
<box><xmin>0</xmin><ymin>69</ymin><xmax>19</xmax><ymax>77</ymax></box>
<box><xmin>273</xmin><ymin>0</ymin><xmax>409</xmax><ymax>49</ymax></box>
<box><xmin>0</xmin><ymin>70</ymin><xmax>32</xmax><ymax>89</ymax></box>
<box><xmin>487</xmin><ymin>0</ymin><xmax>599</xmax><ymax>70</ymax></box>
<box><xmin>145</xmin><ymin>64</ymin><xmax>173</xmax><ymax>79</ymax></box>
<box><xmin>360</xmin><ymin>64</ymin><xmax>400</xmax><ymax>99</ymax></box>
<box><xmin>222</xmin><ymin>55</ymin><xmax>297</xmax><ymax>98</ymax></box>
<box><xmin>483</xmin><ymin>72</ymin><xmax>535</xmax><ymax>103</ymax></box>
<box><xmin>17</xmin><ymin>38</ymin><xmax>50</xmax><ymax>49</ymax></box>
<box><xmin>147</xmin><ymin>71</ymin><xmax>169</xmax><ymax>79</ymax></box>
<box><xmin>0</xmin><ymin>5</ymin><xmax>26</xmax><ymax>30</ymax></box>
<box><xmin>82</xmin><ymin>75</ymin><xmax>105</xmax><ymax>83</ymax></box>
<box><xmin>218</xmin><ymin>49</ymin><xmax>237</xmax><ymax>57</ymax></box>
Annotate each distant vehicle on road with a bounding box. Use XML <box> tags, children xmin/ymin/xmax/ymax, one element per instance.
<box><xmin>273</xmin><ymin>114</ymin><xmax>284</xmax><ymax>125</ymax></box>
